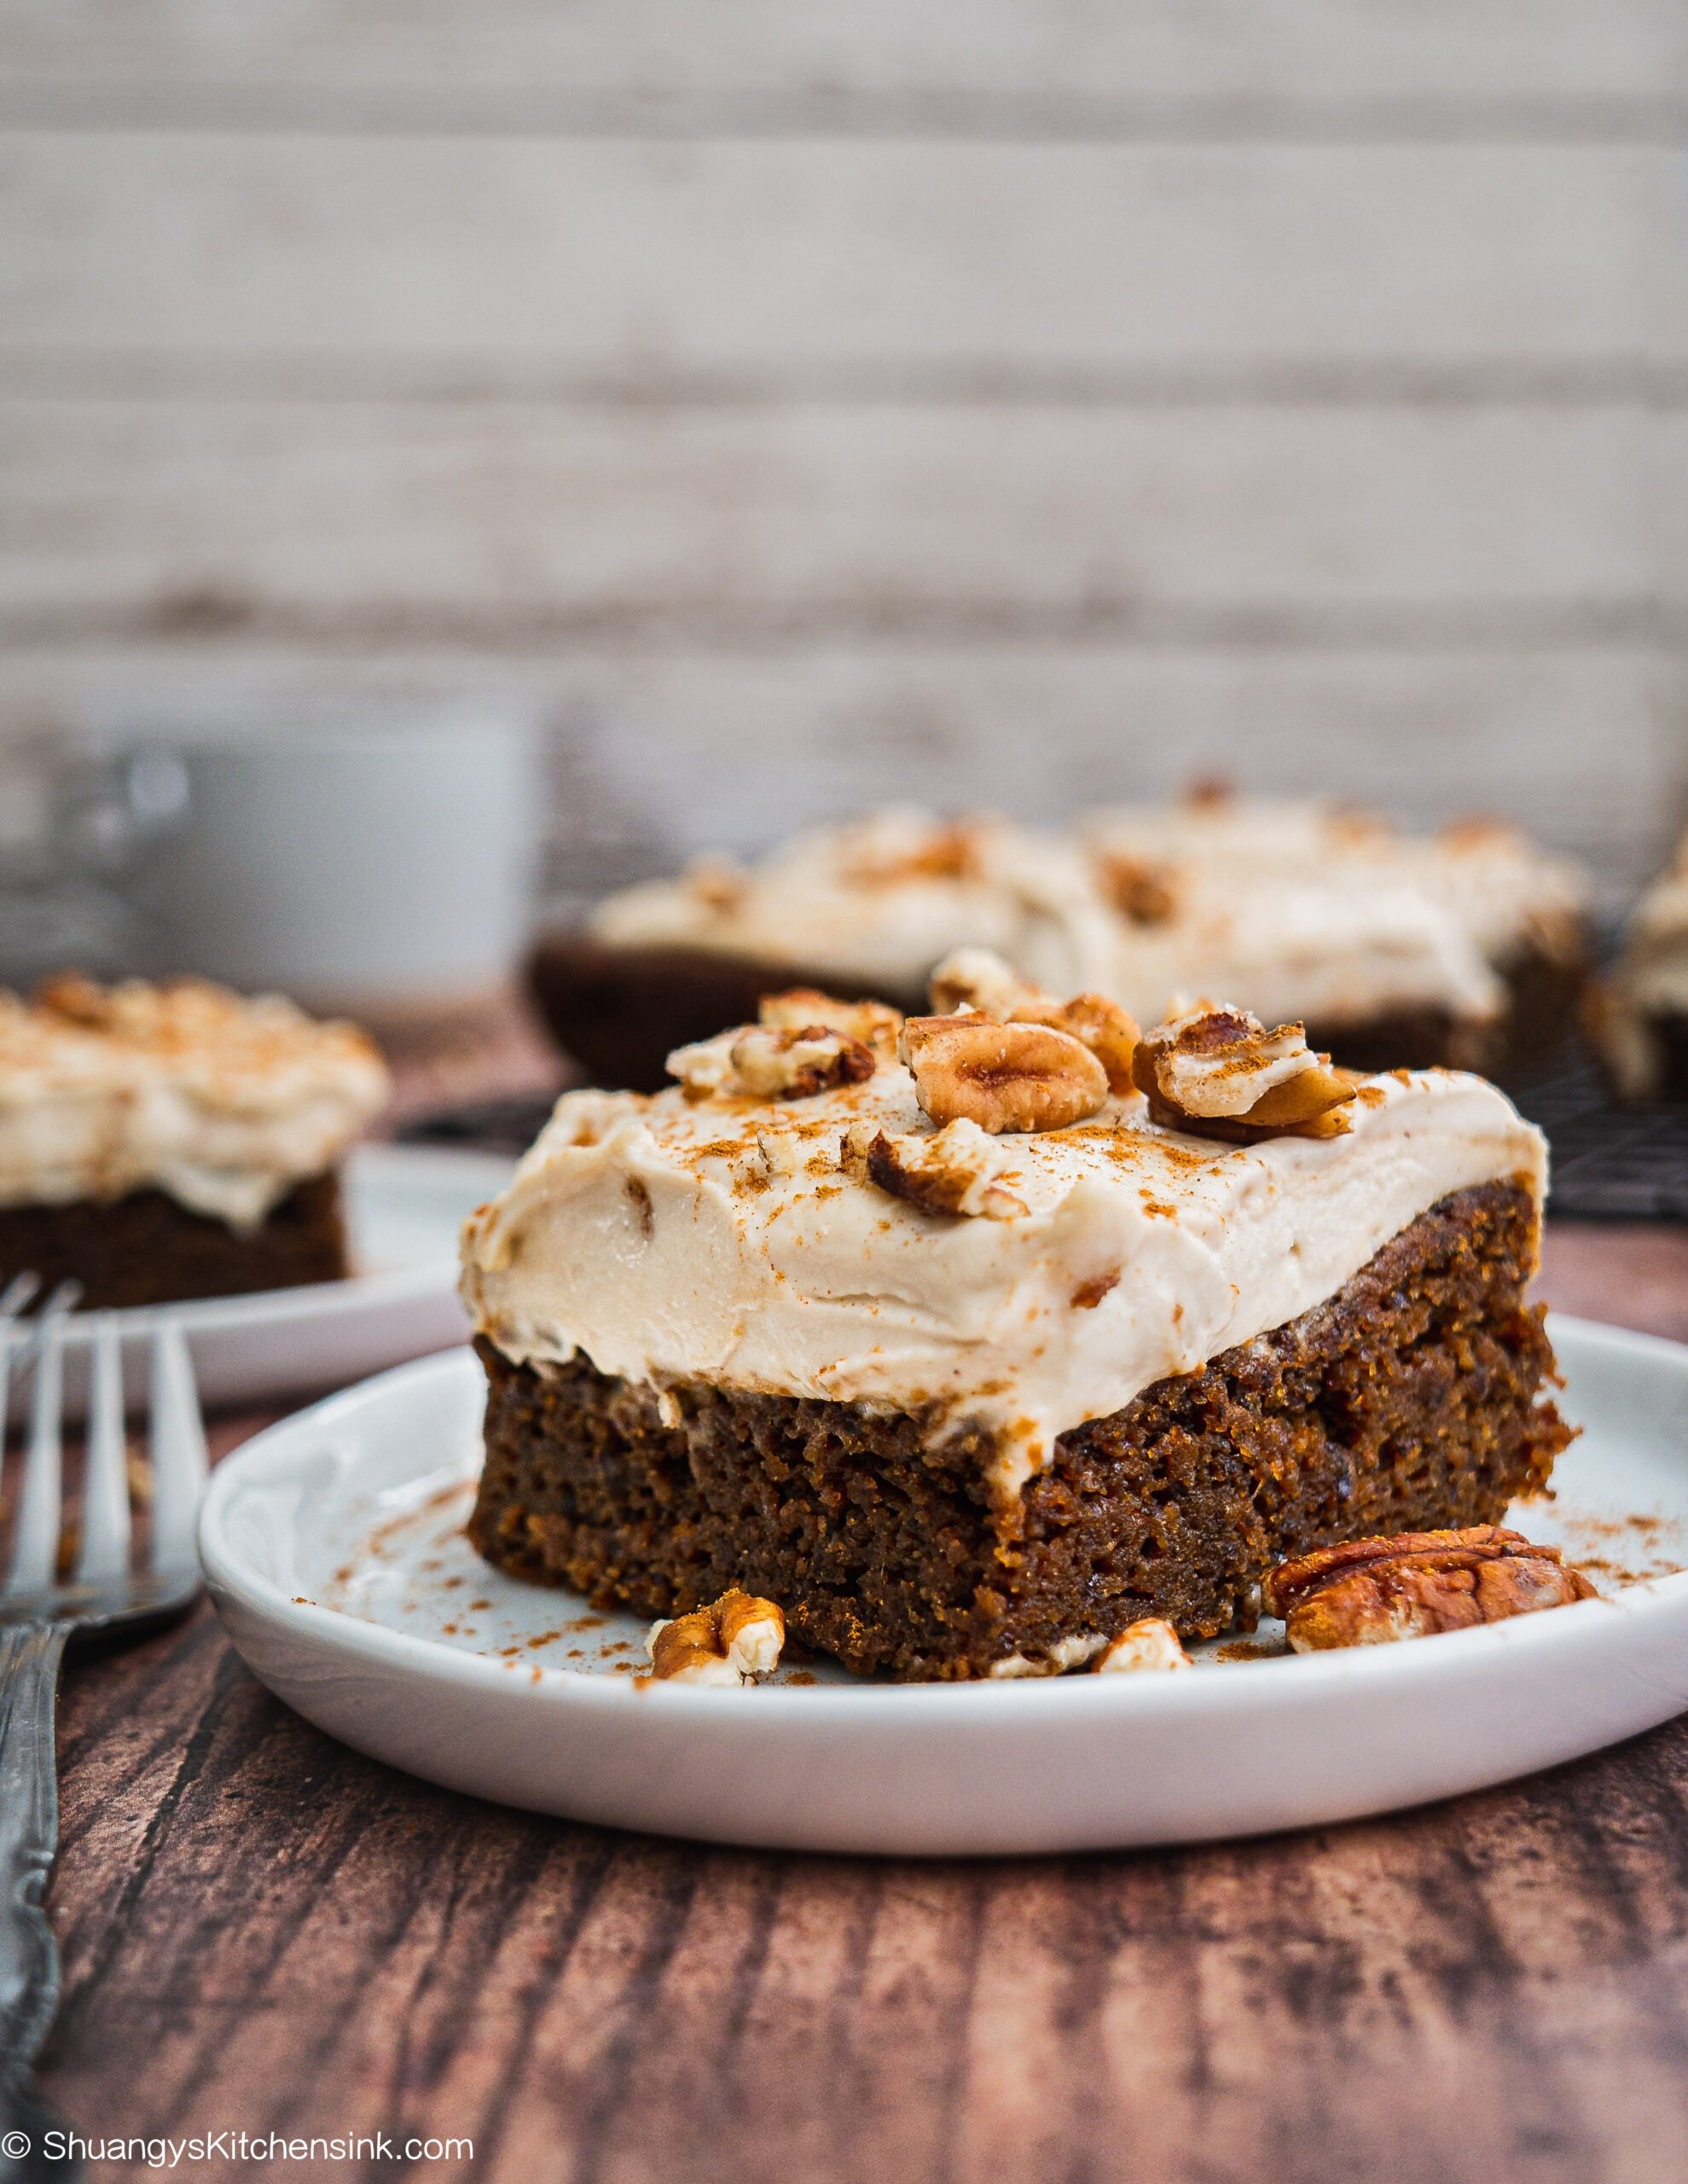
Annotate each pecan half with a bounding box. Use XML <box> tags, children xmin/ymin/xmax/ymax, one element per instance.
<box><xmin>1093</xmin><ymin>1618</ymin><xmax>1192</xmax><ymax>1673</ymax></box>
<box><xmin>758</xmin><ymin>986</ymin><xmax>903</xmax><ymax>1056</ymax></box>
<box><xmin>646</xmin><ymin>1588</ymin><xmax>786</xmax><ymax>1685</ymax></box>
<box><xmin>900</xmin><ymin>1014</ymin><xmax>1108</xmax><ymax>1134</ymax></box>
<box><xmin>668</xmin><ymin>1022</ymin><xmax>875</xmax><ymax>1100</ymax></box>
<box><xmin>1013</xmin><ymin>992</ymin><xmax>1139</xmax><ymax>1095</ymax></box>
<box><xmin>1131</xmin><ymin>1004</ymin><xmax>1355</xmax><ymax>1142</ymax></box>
<box><xmin>925</xmin><ymin>952</ymin><xmax>1137</xmax><ymax>1093</ymax></box>
<box><xmin>839</xmin><ymin>1116</ymin><xmax>1027</xmax><ymax>1219</ymax></box>
<box><xmin>1265</xmin><ymin>1525</ymin><xmax>1597</xmax><ymax>1653</ymax></box>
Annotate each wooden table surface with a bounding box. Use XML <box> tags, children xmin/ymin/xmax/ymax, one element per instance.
<box><xmin>34</xmin><ymin>1222</ymin><xmax>1688</xmax><ymax>2184</ymax></box>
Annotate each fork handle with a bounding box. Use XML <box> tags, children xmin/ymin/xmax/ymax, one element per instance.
<box><xmin>0</xmin><ymin>1621</ymin><xmax>79</xmax><ymax>2181</ymax></box>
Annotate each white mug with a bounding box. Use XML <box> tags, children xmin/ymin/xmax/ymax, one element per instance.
<box><xmin>91</xmin><ymin>701</ymin><xmax>540</xmax><ymax>1017</ymax></box>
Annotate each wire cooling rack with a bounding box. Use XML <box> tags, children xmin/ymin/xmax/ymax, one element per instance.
<box><xmin>1511</xmin><ymin>1060</ymin><xmax>1688</xmax><ymax>1222</ymax></box>
<box><xmin>400</xmin><ymin>1067</ymin><xmax>1688</xmax><ymax>1222</ymax></box>
<box><xmin>400</xmin><ymin>1094</ymin><xmax>561</xmax><ymax>1157</ymax></box>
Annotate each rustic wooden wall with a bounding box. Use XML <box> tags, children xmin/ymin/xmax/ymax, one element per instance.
<box><xmin>0</xmin><ymin>2</ymin><xmax>1683</xmax><ymax>901</ymax></box>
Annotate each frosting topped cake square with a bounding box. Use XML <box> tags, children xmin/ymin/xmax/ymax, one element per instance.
<box><xmin>466</xmin><ymin>996</ymin><xmax>1541</xmax><ymax>1500</ymax></box>
<box><xmin>0</xmin><ymin>974</ymin><xmax>390</xmax><ymax>1307</ymax></box>
<box><xmin>462</xmin><ymin>961</ymin><xmax>1569</xmax><ymax>1678</ymax></box>
<box><xmin>531</xmin><ymin>795</ymin><xmax>1590</xmax><ymax>1092</ymax></box>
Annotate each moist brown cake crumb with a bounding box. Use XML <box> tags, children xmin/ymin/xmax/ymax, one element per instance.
<box><xmin>468</xmin><ymin>1181</ymin><xmax>1570</xmax><ymax>1681</ymax></box>
<box><xmin>0</xmin><ymin>1170</ymin><xmax>349</xmax><ymax>1309</ymax></box>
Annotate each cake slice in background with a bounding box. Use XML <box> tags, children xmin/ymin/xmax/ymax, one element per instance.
<box><xmin>1591</xmin><ymin>830</ymin><xmax>1688</xmax><ymax>1101</ymax></box>
<box><xmin>1082</xmin><ymin>793</ymin><xmax>1590</xmax><ymax>1081</ymax></box>
<box><xmin>461</xmin><ymin>966</ymin><xmax>1571</xmax><ymax>1682</ymax></box>
<box><xmin>525</xmin><ymin>808</ymin><xmax>1110</xmax><ymax>1092</ymax></box>
<box><xmin>0</xmin><ymin>974</ymin><xmax>391</xmax><ymax>1308</ymax></box>
<box><xmin>528</xmin><ymin>797</ymin><xmax>1590</xmax><ymax>1094</ymax></box>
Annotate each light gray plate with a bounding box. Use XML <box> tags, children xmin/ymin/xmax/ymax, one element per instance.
<box><xmin>200</xmin><ymin>1316</ymin><xmax>1688</xmax><ymax>1856</ymax></box>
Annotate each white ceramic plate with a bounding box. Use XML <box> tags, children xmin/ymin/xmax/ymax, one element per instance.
<box><xmin>200</xmin><ymin>1316</ymin><xmax>1688</xmax><ymax>1856</ymax></box>
<box><xmin>38</xmin><ymin>1144</ymin><xmax>513</xmax><ymax>1416</ymax></box>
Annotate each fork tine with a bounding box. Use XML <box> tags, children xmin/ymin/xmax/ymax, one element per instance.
<box><xmin>148</xmin><ymin>1319</ymin><xmax>206</xmax><ymax>1582</ymax></box>
<box><xmin>6</xmin><ymin>1285</ymin><xmax>77</xmax><ymax>1596</ymax></box>
<box><xmin>75</xmin><ymin>1313</ymin><xmax>131</xmax><ymax>1586</ymax></box>
<box><xmin>0</xmin><ymin>1281</ymin><xmax>28</xmax><ymax>1428</ymax></box>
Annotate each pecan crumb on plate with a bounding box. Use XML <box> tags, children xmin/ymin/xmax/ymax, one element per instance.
<box><xmin>645</xmin><ymin>1589</ymin><xmax>787</xmax><ymax>1685</ymax></box>
<box><xmin>1093</xmin><ymin>1618</ymin><xmax>1192</xmax><ymax>1672</ymax></box>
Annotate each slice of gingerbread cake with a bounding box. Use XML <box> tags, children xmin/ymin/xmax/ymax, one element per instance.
<box><xmin>0</xmin><ymin>974</ymin><xmax>390</xmax><ymax>1308</ymax></box>
<box><xmin>461</xmin><ymin>957</ymin><xmax>1571</xmax><ymax>1681</ymax></box>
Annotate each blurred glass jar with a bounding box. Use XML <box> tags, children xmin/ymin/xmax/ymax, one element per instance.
<box><xmin>0</xmin><ymin>735</ymin><xmax>141</xmax><ymax>989</ymax></box>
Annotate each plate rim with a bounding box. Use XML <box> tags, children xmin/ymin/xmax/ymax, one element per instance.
<box><xmin>199</xmin><ymin>1311</ymin><xmax>1688</xmax><ymax>1722</ymax></box>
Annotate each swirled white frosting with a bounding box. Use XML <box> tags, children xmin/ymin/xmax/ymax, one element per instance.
<box><xmin>462</xmin><ymin>1052</ymin><xmax>1546</xmax><ymax>1504</ymax></box>
<box><xmin>0</xmin><ymin>978</ymin><xmax>391</xmax><ymax>1228</ymax></box>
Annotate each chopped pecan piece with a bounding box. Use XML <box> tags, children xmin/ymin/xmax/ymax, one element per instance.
<box><xmin>684</xmin><ymin>857</ymin><xmax>748</xmax><ymax>914</ymax></box>
<box><xmin>927</xmin><ymin>944</ymin><xmax>1039</xmax><ymax>1019</ymax></box>
<box><xmin>540</xmin><ymin>1086</ymin><xmax>645</xmax><ymax>1151</ymax></box>
<box><xmin>1095</xmin><ymin>851</ymin><xmax>1180</xmax><ymax>927</ymax></box>
<box><xmin>842</xmin><ymin>817</ymin><xmax>986</xmax><ymax>886</ymax></box>
<box><xmin>1093</xmin><ymin>1618</ymin><xmax>1192</xmax><ymax>1673</ymax></box>
<box><xmin>840</xmin><ymin>1116</ymin><xmax>1027</xmax><ymax>1219</ymax></box>
<box><xmin>1265</xmin><ymin>1525</ymin><xmax>1597</xmax><ymax>1653</ymax></box>
<box><xmin>667</xmin><ymin>1022</ymin><xmax>875</xmax><ymax>1101</ymax></box>
<box><xmin>758</xmin><ymin>986</ymin><xmax>903</xmax><ymax>1056</ymax></box>
<box><xmin>1437</xmin><ymin>813</ymin><xmax>1517</xmax><ymax>853</ymax></box>
<box><xmin>646</xmin><ymin>1588</ymin><xmax>786</xmax><ymax>1685</ymax></box>
<box><xmin>900</xmin><ymin>1014</ymin><xmax>1108</xmax><ymax>1134</ymax></box>
<box><xmin>32</xmin><ymin>971</ymin><xmax>117</xmax><ymax>1027</ymax></box>
<box><xmin>734</xmin><ymin>1024</ymin><xmax>875</xmax><ymax>1097</ymax></box>
<box><xmin>1131</xmin><ymin>1003</ymin><xmax>1355</xmax><ymax>1142</ymax></box>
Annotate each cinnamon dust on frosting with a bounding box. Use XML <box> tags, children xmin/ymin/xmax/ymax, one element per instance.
<box><xmin>0</xmin><ymin>975</ymin><xmax>390</xmax><ymax>1228</ymax></box>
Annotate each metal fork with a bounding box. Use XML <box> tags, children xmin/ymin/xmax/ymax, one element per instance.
<box><xmin>0</xmin><ymin>1282</ymin><xmax>207</xmax><ymax>2181</ymax></box>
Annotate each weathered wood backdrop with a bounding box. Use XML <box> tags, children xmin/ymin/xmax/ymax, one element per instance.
<box><xmin>1</xmin><ymin>2</ymin><xmax>1684</xmax><ymax>900</ymax></box>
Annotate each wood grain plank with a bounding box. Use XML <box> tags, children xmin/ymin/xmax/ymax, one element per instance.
<box><xmin>2</xmin><ymin>0</ymin><xmax>1680</xmax><ymax>111</ymax></box>
<box><xmin>38</xmin><ymin>1627</ymin><xmax>1688</xmax><ymax>2184</ymax></box>
<box><xmin>0</xmin><ymin>400</ymin><xmax>1662</xmax><ymax>631</ymax></box>
<box><xmin>0</xmin><ymin>136</ymin><xmax>1669</xmax><ymax>370</ymax></box>
<box><xmin>26</xmin><ymin>1199</ymin><xmax>1688</xmax><ymax>2184</ymax></box>
<box><xmin>0</xmin><ymin>636</ymin><xmax>1673</xmax><ymax>894</ymax></box>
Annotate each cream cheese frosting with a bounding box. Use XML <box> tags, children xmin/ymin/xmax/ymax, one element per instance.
<box><xmin>1085</xmin><ymin>865</ymin><xmax>1502</xmax><ymax>1034</ymax></box>
<box><xmin>0</xmin><ymin>976</ymin><xmax>392</xmax><ymax>1228</ymax></box>
<box><xmin>1599</xmin><ymin>832</ymin><xmax>1688</xmax><ymax>1096</ymax></box>
<box><xmin>586</xmin><ymin>799</ymin><xmax>1586</xmax><ymax>1039</ymax></box>
<box><xmin>1084</xmin><ymin>797</ymin><xmax>1587</xmax><ymax>1026</ymax></box>
<box><xmin>589</xmin><ymin>808</ymin><xmax>1119</xmax><ymax>999</ymax></box>
<box><xmin>461</xmin><ymin>1039</ymin><xmax>1546</xmax><ymax>1505</ymax></box>
<box><xmin>1085</xmin><ymin>796</ymin><xmax>1588</xmax><ymax>970</ymax></box>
